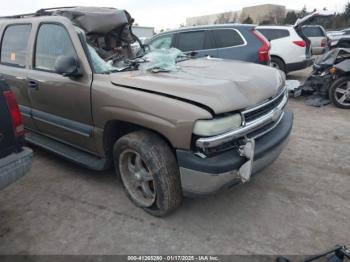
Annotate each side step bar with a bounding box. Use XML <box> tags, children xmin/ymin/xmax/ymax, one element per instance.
<box><xmin>25</xmin><ymin>130</ymin><xmax>111</xmax><ymax>171</ymax></box>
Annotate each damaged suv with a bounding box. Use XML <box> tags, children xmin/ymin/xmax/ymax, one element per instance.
<box><xmin>0</xmin><ymin>7</ymin><xmax>293</xmax><ymax>216</ymax></box>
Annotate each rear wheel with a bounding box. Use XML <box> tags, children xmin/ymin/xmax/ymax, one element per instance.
<box><xmin>113</xmin><ymin>130</ymin><xmax>182</xmax><ymax>216</ymax></box>
<box><xmin>329</xmin><ymin>77</ymin><xmax>350</xmax><ymax>109</ymax></box>
<box><xmin>271</xmin><ymin>57</ymin><xmax>286</xmax><ymax>73</ymax></box>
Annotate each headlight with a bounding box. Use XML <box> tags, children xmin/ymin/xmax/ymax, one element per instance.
<box><xmin>193</xmin><ymin>114</ymin><xmax>242</xmax><ymax>137</ymax></box>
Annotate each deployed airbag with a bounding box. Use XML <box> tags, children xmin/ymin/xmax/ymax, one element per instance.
<box><xmin>53</xmin><ymin>7</ymin><xmax>130</xmax><ymax>34</ymax></box>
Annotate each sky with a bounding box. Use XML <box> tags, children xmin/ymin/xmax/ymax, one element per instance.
<box><xmin>1</xmin><ymin>0</ymin><xmax>348</xmax><ymax>30</ymax></box>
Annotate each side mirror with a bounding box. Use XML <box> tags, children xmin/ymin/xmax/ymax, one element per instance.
<box><xmin>54</xmin><ymin>55</ymin><xmax>82</xmax><ymax>77</ymax></box>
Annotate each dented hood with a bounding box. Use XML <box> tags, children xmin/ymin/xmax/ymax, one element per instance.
<box><xmin>109</xmin><ymin>58</ymin><xmax>284</xmax><ymax>114</ymax></box>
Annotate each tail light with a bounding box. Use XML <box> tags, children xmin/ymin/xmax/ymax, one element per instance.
<box><xmin>321</xmin><ymin>38</ymin><xmax>327</xmax><ymax>47</ymax></box>
<box><xmin>293</xmin><ymin>41</ymin><xmax>306</xmax><ymax>47</ymax></box>
<box><xmin>252</xmin><ymin>29</ymin><xmax>270</xmax><ymax>63</ymax></box>
<box><xmin>3</xmin><ymin>90</ymin><xmax>24</xmax><ymax>136</ymax></box>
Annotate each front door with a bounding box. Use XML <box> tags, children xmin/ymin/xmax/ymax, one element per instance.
<box><xmin>27</xmin><ymin>22</ymin><xmax>96</xmax><ymax>153</ymax></box>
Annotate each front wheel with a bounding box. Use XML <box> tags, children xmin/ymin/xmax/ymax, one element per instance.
<box><xmin>329</xmin><ymin>77</ymin><xmax>350</xmax><ymax>109</ymax></box>
<box><xmin>113</xmin><ymin>130</ymin><xmax>182</xmax><ymax>216</ymax></box>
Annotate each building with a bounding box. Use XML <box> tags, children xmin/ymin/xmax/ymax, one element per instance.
<box><xmin>132</xmin><ymin>26</ymin><xmax>155</xmax><ymax>39</ymax></box>
<box><xmin>240</xmin><ymin>4</ymin><xmax>286</xmax><ymax>24</ymax></box>
<box><xmin>186</xmin><ymin>4</ymin><xmax>290</xmax><ymax>26</ymax></box>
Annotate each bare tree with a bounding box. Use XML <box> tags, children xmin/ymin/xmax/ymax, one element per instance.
<box><xmin>215</xmin><ymin>12</ymin><xmax>233</xmax><ymax>24</ymax></box>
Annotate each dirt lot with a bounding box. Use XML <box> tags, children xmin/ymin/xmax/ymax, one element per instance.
<box><xmin>0</xmin><ymin>68</ymin><xmax>349</xmax><ymax>255</ymax></box>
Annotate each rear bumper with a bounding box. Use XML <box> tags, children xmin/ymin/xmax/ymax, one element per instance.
<box><xmin>286</xmin><ymin>58</ymin><xmax>313</xmax><ymax>72</ymax></box>
<box><xmin>177</xmin><ymin>110</ymin><xmax>293</xmax><ymax>196</ymax></box>
<box><xmin>0</xmin><ymin>147</ymin><xmax>33</xmax><ymax>190</ymax></box>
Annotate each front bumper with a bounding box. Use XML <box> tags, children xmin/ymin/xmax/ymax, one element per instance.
<box><xmin>176</xmin><ymin>110</ymin><xmax>293</xmax><ymax>196</ymax></box>
<box><xmin>0</xmin><ymin>147</ymin><xmax>33</xmax><ymax>190</ymax></box>
<box><xmin>286</xmin><ymin>58</ymin><xmax>313</xmax><ymax>72</ymax></box>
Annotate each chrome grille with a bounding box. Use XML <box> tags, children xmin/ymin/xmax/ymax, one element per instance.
<box><xmin>242</xmin><ymin>88</ymin><xmax>286</xmax><ymax>124</ymax></box>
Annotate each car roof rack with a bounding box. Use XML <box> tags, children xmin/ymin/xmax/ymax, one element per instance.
<box><xmin>0</xmin><ymin>6</ymin><xmax>77</xmax><ymax>19</ymax></box>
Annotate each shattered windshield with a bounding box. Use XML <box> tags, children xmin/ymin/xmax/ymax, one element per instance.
<box><xmin>86</xmin><ymin>39</ymin><xmax>186</xmax><ymax>74</ymax></box>
<box><xmin>70</xmin><ymin>7</ymin><xmax>187</xmax><ymax>74</ymax></box>
<box><xmin>87</xmin><ymin>44</ymin><xmax>116</xmax><ymax>74</ymax></box>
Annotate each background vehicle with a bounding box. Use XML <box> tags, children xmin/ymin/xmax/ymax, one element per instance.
<box><xmin>302</xmin><ymin>25</ymin><xmax>329</xmax><ymax>55</ymax></box>
<box><xmin>0</xmin><ymin>80</ymin><xmax>33</xmax><ymax>190</ymax></box>
<box><xmin>328</xmin><ymin>29</ymin><xmax>350</xmax><ymax>48</ymax></box>
<box><xmin>147</xmin><ymin>24</ymin><xmax>271</xmax><ymax>65</ymax></box>
<box><xmin>257</xmin><ymin>25</ymin><xmax>312</xmax><ymax>73</ymax></box>
<box><xmin>302</xmin><ymin>48</ymin><xmax>350</xmax><ymax>109</ymax></box>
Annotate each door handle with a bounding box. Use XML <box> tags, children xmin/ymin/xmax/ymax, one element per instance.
<box><xmin>27</xmin><ymin>79</ymin><xmax>39</xmax><ymax>90</ymax></box>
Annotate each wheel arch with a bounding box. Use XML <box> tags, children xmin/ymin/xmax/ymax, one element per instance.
<box><xmin>102</xmin><ymin>120</ymin><xmax>175</xmax><ymax>161</ymax></box>
<box><xmin>270</xmin><ymin>55</ymin><xmax>286</xmax><ymax>65</ymax></box>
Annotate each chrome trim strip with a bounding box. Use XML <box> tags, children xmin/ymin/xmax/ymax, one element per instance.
<box><xmin>31</xmin><ymin>109</ymin><xmax>93</xmax><ymax>138</ymax></box>
<box><xmin>196</xmin><ymin>89</ymin><xmax>288</xmax><ymax>149</ymax></box>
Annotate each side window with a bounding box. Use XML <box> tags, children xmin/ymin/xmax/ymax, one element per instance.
<box><xmin>35</xmin><ymin>24</ymin><xmax>77</xmax><ymax>71</ymax></box>
<box><xmin>213</xmin><ymin>29</ymin><xmax>245</xmax><ymax>48</ymax></box>
<box><xmin>344</xmin><ymin>30</ymin><xmax>350</xmax><ymax>35</ymax></box>
<box><xmin>150</xmin><ymin>34</ymin><xmax>173</xmax><ymax>49</ymax></box>
<box><xmin>258</xmin><ymin>29</ymin><xmax>290</xmax><ymax>41</ymax></box>
<box><xmin>0</xmin><ymin>24</ymin><xmax>32</xmax><ymax>67</ymax></box>
<box><xmin>177</xmin><ymin>31</ymin><xmax>206</xmax><ymax>52</ymax></box>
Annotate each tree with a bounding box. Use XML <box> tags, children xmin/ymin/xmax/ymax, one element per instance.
<box><xmin>345</xmin><ymin>2</ymin><xmax>350</xmax><ymax>17</ymax></box>
<box><xmin>243</xmin><ymin>16</ymin><xmax>253</xmax><ymax>24</ymax></box>
<box><xmin>215</xmin><ymin>12</ymin><xmax>233</xmax><ymax>24</ymax></box>
<box><xmin>298</xmin><ymin>5</ymin><xmax>308</xmax><ymax>18</ymax></box>
<box><xmin>284</xmin><ymin>11</ymin><xmax>298</xmax><ymax>25</ymax></box>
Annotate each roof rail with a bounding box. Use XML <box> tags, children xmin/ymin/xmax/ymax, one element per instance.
<box><xmin>0</xmin><ymin>6</ymin><xmax>77</xmax><ymax>19</ymax></box>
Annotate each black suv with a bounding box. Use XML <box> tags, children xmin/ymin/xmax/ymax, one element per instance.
<box><xmin>0</xmin><ymin>80</ymin><xmax>32</xmax><ymax>190</ymax></box>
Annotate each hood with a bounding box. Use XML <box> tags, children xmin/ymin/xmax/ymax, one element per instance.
<box><xmin>109</xmin><ymin>58</ymin><xmax>284</xmax><ymax>115</ymax></box>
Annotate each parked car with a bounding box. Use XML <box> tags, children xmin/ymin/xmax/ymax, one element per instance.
<box><xmin>147</xmin><ymin>24</ymin><xmax>271</xmax><ymax>65</ymax></box>
<box><xmin>0</xmin><ymin>80</ymin><xmax>33</xmax><ymax>190</ymax></box>
<box><xmin>302</xmin><ymin>25</ymin><xmax>329</xmax><ymax>55</ymax></box>
<box><xmin>0</xmin><ymin>7</ymin><xmax>293</xmax><ymax>216</ymax></box>
<box><xmin>256</xmin><ymin>25</ymin><xmax>313</xmax><ymax>73</ymax></box>
<box><xmin>257</xmin><ymin>11</ymin><xmax>333</xmax><ymax>73</ymax></box>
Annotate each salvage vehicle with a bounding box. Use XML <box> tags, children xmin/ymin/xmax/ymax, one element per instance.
<box><xmin>0</xmin><ymin>7</ymin><xmax>293</xmax><ymax>216</ymax></box>
<box><xmin>147</xmin><ymin>24</ymin><xmax>271</xmax><ymax>65</ymax></box>
<box><xmin>0</xmin><ymin>80</ymin><xmax>33</xmax><ymax>190</ymax></box>
<box><xmin>302</xmin><ymin>48</ymin><xmax>350</xmax><ymax>109</ymax></box>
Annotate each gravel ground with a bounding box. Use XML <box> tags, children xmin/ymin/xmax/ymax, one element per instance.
<box><xmin>0</xmin><ymin>68</ymin><xmax>349</xmax><ymax>255</ymax></box>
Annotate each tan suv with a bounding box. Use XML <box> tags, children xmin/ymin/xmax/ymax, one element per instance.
<box><xmin>0</xmin><ymin>7</ymin><xmax>293</xmax><ymax>216</ymax></box>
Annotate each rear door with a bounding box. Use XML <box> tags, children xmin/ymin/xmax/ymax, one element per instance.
<box><xmin>0</xmin><ymin>23</ymin><xmax>36</xmax><ymax>130</ymax></box>
<box><xmin>174</xmin><ymin>30</ymin><xmax>218</xmax><ymax>58</ymax></box>
<box><xmin>27</xmin><ymin>21</ymin><xmax>96</xmax><ymax>153</ymax></box>
<box><xmin>212</xmin><ymin>28</ymin><xmax>247</xmax><ymax>60</ymax></box>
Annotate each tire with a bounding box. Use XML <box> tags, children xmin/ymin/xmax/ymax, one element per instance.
<box><xmin>271</xmin><ymin>57</ymin><xmax>286</xmax><ymax>74</ymax></box>
<box><xmin>113</xmin><ymin>130</ymin><xmax>182</xmax><ymax>216</ymax></box>
<box><xmin>329</xmin><ymin>77</ymin><xmax>350</xmax><ymax>109</ymax></box>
